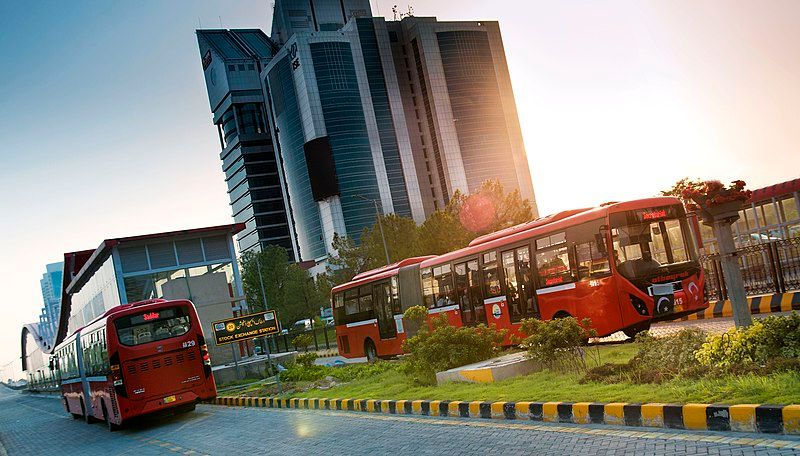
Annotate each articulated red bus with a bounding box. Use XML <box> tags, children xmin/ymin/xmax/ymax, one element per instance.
<box><xmin>332</xmin><ymin>197</ymin><xmax>709</xmax><ymax>360</ymax></box>
<box><xmin>52</xmin><ymin>299</ymin><xmax>216</xmax><ymax>430</ymax></box>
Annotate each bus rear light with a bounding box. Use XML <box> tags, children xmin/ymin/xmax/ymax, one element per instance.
<box><xmin>111</xmin><ymin>364</ymin><xmax>123</xmax><ymax>385</ymax></box>
<box><xmin>200</xmin><ymin>344</ymin><xmax>211</xmax><ymax>366</ymax></box>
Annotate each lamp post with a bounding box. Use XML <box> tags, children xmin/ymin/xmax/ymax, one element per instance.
<box><xmin>254</xmin><ymin>252</ymin><xmax>281</xmax><ymax>393</ymax></box>
<box><xmin>352</xmin><ymin>195</ymin><xmax>391</xmax><ymax>265</ymax></box>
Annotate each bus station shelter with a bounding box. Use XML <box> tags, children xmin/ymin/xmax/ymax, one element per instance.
<box><xmin>21</xmin><ymin>224</ymin><xmax>249</xmax><ymax>388</ymax></box>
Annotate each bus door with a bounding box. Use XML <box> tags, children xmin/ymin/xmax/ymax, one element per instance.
<box><xmin>374</xmin><ymin>282</ymin><xmax>397</xmax><ymax>340</ymax></box>
<box><xmin>455</xmin><ymin>260</ymin><xmax>486</xmax><ymax>325</ymax></box>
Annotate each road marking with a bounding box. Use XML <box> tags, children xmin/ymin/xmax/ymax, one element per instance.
<box><xmin>229</xmin><ymin>406</ymin><xmax>800</xmax><ymax>449</ymax></box>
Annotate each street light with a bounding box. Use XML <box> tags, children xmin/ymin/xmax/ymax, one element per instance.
<box><xmin>351</xmin><ymin>195</ymin><xmax>391</xmax><ymax>265</ymax></box>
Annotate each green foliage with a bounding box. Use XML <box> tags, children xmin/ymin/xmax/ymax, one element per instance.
<box><xmin>240</xmin><ymin>246</ymin><xmax>326</xmax><ymax>326</ymax></box>
<box><xmin>292</xmin><ymin>333</ymin><xmax>313</xmax><ymax>351</ymax></box>
<box><xmin>402</xmin><ymin>316</ymin><xmax>506</xmax><ymax>385</ymax></box>
<box><xmin>582</xmin><ymin>329</ymin><xmax>706</xmax><ymax>384</ymax></box>
<box><xmin>278</xmin><ymin>360</ymin><xmax>397</xmax><ymax>383</ymax></box>
<box><xmin>296</xmin><ymin>352</ymin><xmax>318</xmax><ymax>367</ymax></box>
<box><xmin>402</xmin><ymin>305</ymin><xmax>428</xmax><ymax>338</ymax></box>
<box><xmin>520</xmin><ymin>317</ymin><xmax>596</xmax><ymax>372</ymax></box>
<box><xmin>696</xmin><ymin>313</ymin><xmax>800</xmax><ymax>368</ymax></box>
<box><xmin>321</xmin><ymin>178</ymin><xmax>536</xmax><ymax>287</ymax></box>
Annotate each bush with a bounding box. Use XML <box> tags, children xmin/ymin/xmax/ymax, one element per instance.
<box><xmin>296</xmin><ymin>352</ymin><xmax>318</xmax><ymax>367</ymax></box>
<box><xmin>696</xmin><ymin>313</ymin><xmax>800</xmax><ymax>368</ymax></box>
<box><xmin>520</xmin><ymin>317</ymin><xmax>596</xmax><ymax>372</ymax></box>
<box><xmin>279</xmin><ymin>364</ymin><xmax>328</xmax><ymax>382</ymax></box>
<box><xmin>277</xmin><ymin>360</ymin><xmax>398</xmax><ymax>383</ymax></box>
<box><xmin>292</xmin><ymin>333</ymin><xmax>313</xmax><ymax>351</ymax></box>
<box><xmin>403</xmin><ymin>305</ymin><xmax>427</xmax><ymax>338</ymax></box>
<box><xmin>582</xmin><ymin>328</ymin><xmax>706</xmax><ymax>384</ymax></box>
<box><xmin>402</xmin><ymin>315</ymin><xmax>506</xmax><ymax>385</ymax></box>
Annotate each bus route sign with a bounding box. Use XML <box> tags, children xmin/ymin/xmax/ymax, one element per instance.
<box><xmin>211</xmin><ymin>310</ymin><xmax>279</xmax><ymax>346</ymax></box>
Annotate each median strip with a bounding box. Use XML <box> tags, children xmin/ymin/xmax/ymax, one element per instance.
<box><xmin>211</xmin><ymin>396</ymin><xmax>800</xmax><ymax>435</ymax></box>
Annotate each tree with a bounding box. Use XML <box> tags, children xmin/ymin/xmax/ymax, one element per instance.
<box><xmin>240</xmin><ymin>246</ymin><xmax>325</xmax><ymax>327</ymax></box>
<box><xmin>359</xmin><ymin>213</ymin><xmax>421</xmax><ymax>270</ymax></box>
<box><xmin>416</xmin><ymin>209</ymin><xmax>473</xmax><ymax>255</ymax></box>
<box><xmin>453</xmin><ymin>179</ymin><xmax>534</xmax><ymax>235</ymax></box>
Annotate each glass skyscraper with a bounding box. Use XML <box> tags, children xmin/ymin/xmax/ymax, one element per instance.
<box><xmin>197</xmin><ymin>1</ymin><xmax>537</xmax><ymax>267</ymax></box>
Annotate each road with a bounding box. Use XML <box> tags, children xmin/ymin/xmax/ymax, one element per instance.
<box><xmin>2</xmin><ymin>386</ymin><xmax>800</xmax><ymax>455</ymax></box>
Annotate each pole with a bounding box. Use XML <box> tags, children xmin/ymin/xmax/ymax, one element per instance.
<box><xmin>255</xmin><ymin>255</ymin><xmax>281</xmax><ymax>393</ymax></box>
<box><xmin>230</xmin><ymin>343</ymin><xmax>241</xmax><ymax>380</ymax></box>
<box><xmin>712</xmin><ymin>220</ymin><xmax>753</xmax><ymax>328</ymax></box>
<box><xmin>374</xmin><ymin>200</ymin><xmax>391</xmax><ymax>265</ymax></box>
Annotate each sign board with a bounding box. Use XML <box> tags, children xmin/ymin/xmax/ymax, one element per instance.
<box><xmin>211</xmin><ymin>310</ymin><xmax>279</xmax><ymax>346</ymax></box>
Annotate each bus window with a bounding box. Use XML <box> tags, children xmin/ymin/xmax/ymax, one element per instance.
<box><xmin>516</xmin><ymin>246</ymin><xmax>538</xmax><ymax>319</ymax></box>
<box><xmin>433</xmin><ymin>264</ymin><xmax>454</xmax><ymax>307</ymax></box>
<box><xmin>345</xmin><ymin>289</ymin><xmax>359</xmax><ymax>315</ymax></box>
<box><xmin>575</xmin><ymin>241</ymin><xmax>611</xmax><ymax>280</ymax></box>
<box><xmin>535</xmin><ymin>232</ymin><xmax>574</xmax><ymax>288</ymax></box>
<box><xmin>359</xmin><ymin>285</ymin><xmax>374</xmax><ymax>312</ymax></box>
<box><xmin>390</xmin><ymin>276</ymin><xmax>401</xmax><ymax>315</ymax></box>
<box><xmin>455</xmin><ymin>263</ymin><xmax>471</xmax><ymax>322</ymax></box>
<box><xmin>421</xmin><ymin>268</ymin><xmax>435</xmax><ymax>309</ymax></box>
<box><xmin>482</xmin><ymin>252</ymin><xmax>502</xmax><ymax>298</ymax></box>
<box><xmin>502</xmin><ymin>250</ymin><xmax>522</xmax><ymax>319</ymax></box>
<box><xmin>114</xmin><ymin>306</ymin><xmax>191</xmax><ymax>346</ymax></box>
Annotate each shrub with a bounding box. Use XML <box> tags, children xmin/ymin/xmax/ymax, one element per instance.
<box><xmin>296</xmin><ymin>352</ymin><xmax>318</xmax><ymax>367</ymax></box>
<box><xmin>520</xmin><ymin>317</ymin><xmax>596</xmax><ymax>372</ymax></box>
<box><xmin>292</xmin><ymin>333</ymin><xmax>313</xmax><ymax>351</ymax></box>
<box><xmin>279</xmin><ymin>364</ymin><xmax>328</xmax><ymax>382</ymax></box>
<box><xmin>402</xmin><ymin>315</ymin><xmax>506</xmax><ymax>385</ymax></box>
<box><xmin>696</xmin><ymin>313</ymin><xmax>800</xmax><ymax>368</ymax></box>
<box><xmin>403</xmin><ymin>305</ymin><xmax>428</xmax><ymax>338</ymax></box>
<box><xmin>277</xmin><ymin>360</ymin><xmax>398</xmax><ymax>383</ymax></box>
<box><xmin>582</xmin><ymin>329</ymin><xmax>706</xmax><ymax>384</ymax></box>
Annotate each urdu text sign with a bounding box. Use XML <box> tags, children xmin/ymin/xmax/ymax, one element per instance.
<box><xmin>211</xmin><ymin>311</ymin><xmax>279</xmax><ymax>346</ymax></box>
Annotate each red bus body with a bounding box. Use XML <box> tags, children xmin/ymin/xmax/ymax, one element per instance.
<box><xmin>53</xmin><ymin>299</ymin><xmax>216</xmax><ymax>427</ymax></box>
<box><xmin>333</xmin><ymin>197</ymin><xmax>709</xmax><ymax>359</ymax></box>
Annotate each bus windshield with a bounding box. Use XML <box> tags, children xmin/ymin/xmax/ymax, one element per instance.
<box><xmin>114</xmin><ymin>306</ymin><xmax>191</xmax><ymax>346</ymax></box>
<box><xmin>610</xmin><ymin>206</ymin><xmax>697</xmax><ymax>281</ymax></box>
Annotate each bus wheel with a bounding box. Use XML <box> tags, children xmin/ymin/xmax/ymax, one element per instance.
<box><xmin>102</xmin><ymin>402</ymin><xmax>119</xmax><ymax>432</ymax></box>
<box><xmin>364</xmin><ymin>339</ymin><xmax>377</xmax><ymax>363</ymax></box>
<box><xmin>623</xmin><ymin>323</ymin><xmax>651</xmax><ymax>339</ymax></box>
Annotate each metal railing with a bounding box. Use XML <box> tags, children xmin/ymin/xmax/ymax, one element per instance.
<box><xmin>264</xmin><ymin>325</ymin><xmax>337</xmax><ymax>354</ymax></box>
<box><xmin>700</xmin><ymin>237</ymin><xmax>800</xmax><ymax>301</ymax></box>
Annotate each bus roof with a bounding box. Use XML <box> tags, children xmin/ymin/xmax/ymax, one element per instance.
<box><xmin>333</xmin><ymin>256</ymin><xmax>434</xmax><ymax>293</ymax></box>
<box><xmin>419</xmin><ymin>196</ymin><xmax>682</xmax><ymax>269</ymax></box>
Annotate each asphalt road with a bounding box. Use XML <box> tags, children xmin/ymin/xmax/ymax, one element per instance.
<box><xmin>2</xmin><ymin>385</ymin><xmax>800</xmax><ymax>455</ymax></box>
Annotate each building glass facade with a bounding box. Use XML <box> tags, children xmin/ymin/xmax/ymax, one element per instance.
<box><xmin>267</xmin><ymin>54</ymin><xmax>327</xmax><ymax>260</ymax></box>
<box><xmin>311</xmin><ymin>41</ymin><xmax>385</xmax><ymax>243</ymax></box>
<box><xmin>67</xmin><ymin>256</ymin><xmax>121</xmax><ymax>335</ymax></box>
<box><xmin>356</xmin><ymin>18</ymin><xmax>412</xmax><ymax>218</ymax></box>
<box><xmin>437</xmin><ymin>30</ymin><xmax>518</xmax><ymax>195</ymax></box>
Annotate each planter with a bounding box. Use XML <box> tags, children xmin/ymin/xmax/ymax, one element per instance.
<box><xmin>691</xmin><ymin>196</ymin><xmax>744</xmax><ymax>225</ymax></box>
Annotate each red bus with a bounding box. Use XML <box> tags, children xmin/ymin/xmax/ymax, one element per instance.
<box><xmin>52</xmin><ymin>299</ymin><xmax>216</xmax><ymax>430</ymax></box>
<box><xmin>332</xmin><ymin>197</ymin><xmax>709</xmax><ymax>360</ymax></box>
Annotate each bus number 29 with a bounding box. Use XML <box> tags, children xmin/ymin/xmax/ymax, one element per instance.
<box><xmin>182</xmin><ymin>340</ymin><xmax>196</xmax><ymax>348</ymax></box>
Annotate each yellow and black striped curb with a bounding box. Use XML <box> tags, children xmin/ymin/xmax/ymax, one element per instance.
<box><xmin>212</xmin><ymin>397</ymin><xmax>800</xmax><ymax>435</ymax></box>
<box><xmin>682</xmin><ymin>291</ymin><xmax>800</xmax><ymax>321</ymax></box>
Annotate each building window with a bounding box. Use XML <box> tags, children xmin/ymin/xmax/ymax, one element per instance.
<box><xmin>228</xmin><ymin>64</ymin><xmax>236</xmax><ymax>71</ymax></box>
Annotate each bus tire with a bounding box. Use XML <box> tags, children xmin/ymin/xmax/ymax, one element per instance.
<box><xmin>364</xmin><ymin>339</ymin><xmax>377</xmax><ymax>363</ymax></box>
<box><xmin>552</xmin><ymin>311</ymin><xmax>571</xmax><ymax>319</ymax></box>
<box><xmin>623</xmin><ymin>323</ymin><xmax>651</xmax><ymax>339</ymax></box>
<box><xmin>102</xmin><ymin>402</ymin><xmax>120</xmax><ymax>432</ymax></box>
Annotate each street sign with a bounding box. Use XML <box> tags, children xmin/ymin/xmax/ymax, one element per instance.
<box><xmin>211</xmin><ymin>310</ymin><xmax>279</xmax><ymax>346</ymax></box>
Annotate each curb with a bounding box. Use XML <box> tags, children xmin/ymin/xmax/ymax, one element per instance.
<box><xmin>682</xmin><ymin>291</ymin><xmax>800</xmax><ymax>321</ymax></box>
<box><xmin>211</xmin><ymin>396</ymin><xmax>800</xmax><ymax>435</ymax></box>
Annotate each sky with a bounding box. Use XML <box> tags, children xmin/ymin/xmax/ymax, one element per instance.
<box><xmin>1</xmin><ymin>0</ymin><xmax>798</xmax><ymax>378</ymax></box>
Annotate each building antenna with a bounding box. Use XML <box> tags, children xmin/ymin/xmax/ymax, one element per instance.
<box><xmin>407</xmin><ymin>4</ymin><xmax>413</xmax><ymax>17</ymax></box>
<box><xmin>198</xmin><ymin>17</ymin><xmax>203</xmax><ymax>28</ymax></box>
<box><xmin>219</xmin><ymin>16</ymin><xmax>223</xmax><ymax>28</ymax></box>
<box><xmin>392</xmin><ymin>5</ymin><xmax>398</xmax><ymax>21</ymax></box>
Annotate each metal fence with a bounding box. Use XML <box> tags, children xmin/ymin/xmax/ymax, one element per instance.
<box><xmin>264</xmin><ymin>325</ymin><xmax>337</xmax><ymax>354</ymax></box>
<box><xmin>700</xmin><ymin>237</ymin><xmax>800</xmax><ymax>301</ymax></box>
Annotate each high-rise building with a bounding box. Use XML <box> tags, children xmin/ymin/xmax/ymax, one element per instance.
<box><xmin>37</xmin><ymin>262</ymin><xmax>63</xmax><ymax>347</ymax></box>
<box><xmin>386</xmin><ymin>17</ymin><xmax>536</xmax><ymax>213</ymax></box>
<box><xmin>196</xmin><ymin>3</ymin><xmax>538</xmax><ymax>266</ymax></box>
<box><xmin>196</xmin><ymin>29</ymin><xmax>299</xmax><ymax>258</ymax></box>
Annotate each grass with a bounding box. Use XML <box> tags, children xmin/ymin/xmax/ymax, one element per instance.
<box><xmin>278</xmin><ymin>344</ymin><xmax>800</xmax><ymax>405</ymax></box>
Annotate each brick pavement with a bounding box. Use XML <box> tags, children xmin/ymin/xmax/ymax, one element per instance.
<box><xmin>2</xmin><ymin>386</ymin><xmax>800</xmax><ymax>455</ymax></box>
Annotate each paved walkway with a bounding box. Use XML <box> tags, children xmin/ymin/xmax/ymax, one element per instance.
<box><xmin>2</xmin><ymin>386</ymin><xmax>799</xmax><ymax>455</ymax></box>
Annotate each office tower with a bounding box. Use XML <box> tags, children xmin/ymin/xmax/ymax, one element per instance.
<box><xmin>197</xmin><ymin>29</ymin><xmax>299</xmax><ymax>258</ymax></box>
